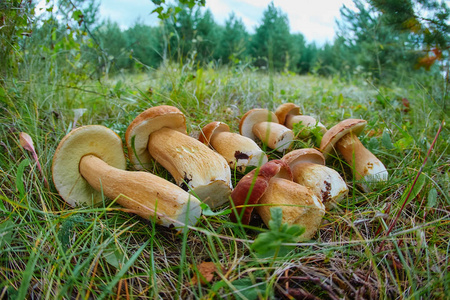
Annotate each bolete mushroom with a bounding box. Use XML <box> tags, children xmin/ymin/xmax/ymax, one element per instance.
<box><xmin>199</xmin><ymin>121</ymin><xmax>268</xmax><ymax>172</ymax></box>
<box><xmin>282</xmin><ymin>148</ymin><xmax>348</xmax><ymax>210</ymax></box>
<box><xmin>239</xmin><ymin>108</ymin><xmax>294</xmax><ymax>152</ymax></box>
<box><xmin>126</xmin><ymin>106</ymin><xmax>232</xmax><ymax>209</ymax></box>
<box><xmin>275</xmin><ymin>103</ymin><xmax>327</xmax><ymax>137</ymax></box>
<box><xmin>230</xmin><ymin>160</ymin><xmax>325</xmax><ymax>241</ymax></box>
<box><xmin>320</xmin><ymin>119</ymin><xmax>388</xmax><ymax>192</ymax></box>
<box><xmin>52</xmin><ymin>125</ymin><xmax>202</xmax><ymax>228</ymax></box>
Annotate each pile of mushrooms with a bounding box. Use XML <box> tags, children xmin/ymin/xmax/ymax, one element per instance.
<box><xmin>51</xmin><ymin>103</ymin><xmax>389</xmax><ymax>239</ymax></box>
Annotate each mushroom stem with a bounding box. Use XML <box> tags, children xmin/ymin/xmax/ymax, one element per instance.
<box><xmin>252</xmin><ymin>121</ymin><xmax>293</xmax><ymax>151</ymax></box>
<box><xmin>335</xmin><ymin>132</ymin><xmax>388</xmax><ymax>183</ymax></box>
<box><xmin>79</xmin><ymin>155</ymin><xmax>201</xmax><ymax>227</ymax></box>
<box><xmin>209</xmin><ymin>130</ymin><xmax>267</xmax><ymax>172</ymax></box>
<box><xmin>286</xmin><ymin>115</ymin><xmax>327</xmax><ymax>133</ymax></box>
<box><xmin>148</xmin><ymin>127</ymin><xmax>232</xmax><ymax>208</ymax></box>
<box><xmin>290</xmin><ymin>162</ymin><xmax>348</xmax><ymax>210</ymax></box>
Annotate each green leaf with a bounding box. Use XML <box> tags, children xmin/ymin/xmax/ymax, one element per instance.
<box><xmin>337</xmin><ymin>93</ymin><xmax>344</xmax><ymax>106</ymax></box>
<box><xmin>251</xmin><ymin>207</ymin><xmax>305</xmax><ymax>258</ymax></box>
<box><xmin>427</xmin><ymin>188</ymin><xmax>438</xmax><ymax>208</ymax></box>
<box><xmin>200</xmin><ymin>203</ymin><xmax>231</xmax><ymax>216</ymax></box>
<box><xmin>0</xmin><ymin>219</ymin><xmax>14</xmax><ymax>248</ymax></box>
<box><xmin>232</xmin><ymin>278</ymin><xmax>267</xmax><ymax>300</ymax></box>
<box><xmin>97</xmin><ymin>241</ymin><xmax>149</xmax><ymax>300</ymax></box>
<box><xmin>58</xmin><ymin>215</ymin><xmax>86</xmax><ymax>251</ymax></box>
<box><xmin>381</xmin><ymin>130</ymin><xmax>395</xmax><ymax>149</ymax></box>
<box><xmin>72</xmin><ymin>10</ymin><xmax>83</xmax><ymax>21</ymax></box>
<box><xmin>400</xmin><ymin>173</ymin><xmax>427</xmax><ymax>204</ymax></box>
<box><xmin>103</xmin><ymin>244</ymin><xmax>125</xmax><ymax>269</ymax></box>
<box><xmin>15</xmin><ymin>159</ymin><xmax>30</xmax><ymax>200</ymax></box>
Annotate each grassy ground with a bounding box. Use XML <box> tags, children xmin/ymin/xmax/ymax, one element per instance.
<box><xmin>0</xmin><ymin>62</ymin><xmax>449</xmax><ymax>299</ymax></box>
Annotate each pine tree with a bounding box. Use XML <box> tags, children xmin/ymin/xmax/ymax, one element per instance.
<box><xmin>369</xmin><ymin>0</ymin><xmax>449</xmax><ymax>70</ymax></box>
<box><xmin>251</xmin><ymin>2</ymin><xmax>294</xmax><ymax>72</ymax></box>
<box><xmin>217</xmin><ymin>13</ymin><xmax>249</xmax><ymax>64</ymax></box>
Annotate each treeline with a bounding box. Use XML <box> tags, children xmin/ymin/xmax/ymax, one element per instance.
<box><xmin>6</xmin><ymin>0</ymin><xmax>450</xmax><ymax>83</ymax></box>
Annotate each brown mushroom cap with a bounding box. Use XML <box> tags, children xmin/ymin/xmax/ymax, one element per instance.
<box><xmin>52</xmin><ymin>125</ymin><xmax>127</xmax><ymax>207</ymax></box>
<box><xmin>198</xmin><ymin>121</ymin><xmax>230</xmax><ymax>145</ymax></box>
<box><xmin>230</xmin><ymin>160</ymin><xmax>292</xmax><ymax>224</ymax></box>
<box><xmin>320</xmin><ymin>119</ymin><xmax>367</xmax><ymax>158</ymax></box>
<box><xmin>239</xmin><ymin>108</ymin><xmax>279</xmax><ymax>140</ymax></box>
<box><xmin>275</xmin><ymin>103</ymin><xmax>301</xmax><ymax>125</ymax></box>
<box><xmin>282</xmin><ymin>148</ymin><xmax>325</xmax><ymax>167</ymax></box>
<box><xmin>125</xmin><ymin>106</ymin><xmax>187</xmax><ymax>170</ymax></box>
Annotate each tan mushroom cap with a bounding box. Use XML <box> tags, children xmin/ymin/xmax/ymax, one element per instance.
<box><xmin>239</xmin><ymin>108</ymin><xmax>279</xmax><ymax>140</ymax></box>
<box><xmin>320</xmin><ymin>119</ymin><xmax>367</xmax><ymax>158</ymax></box>
<box><xmin>275</xmin><ymin>103</ymin><xmax>301</xmax><ymax>125</ymax></box>
<box><xmin>198</xmin><ymin>121</ymin><xmax>230</xmax><ymax>145</ymax></box>
<box><xmin>282</xmin><ymin>148</ymin><xmax>325</xmax><ymax>167</ymax></box>
<box><xmin>125</xmin><ymin>106</ymin><xmax>187</xmax><ymax>170</ymax></box>
<box><xmin>52</xmin><ymin>125</ymin><xmax>127</xmax><ymax>207</ymax></box>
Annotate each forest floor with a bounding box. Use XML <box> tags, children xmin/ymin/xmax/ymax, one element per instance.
<box><xmin>1</xmin><ymin>64</ymin><xmax>449</xmax><ymax>299</ymax></box>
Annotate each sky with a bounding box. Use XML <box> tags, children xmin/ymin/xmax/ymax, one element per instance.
<box><xmin>40</xmin><ymin>0</ymin><xmax>357</xmax><ymax>45</ymax></box>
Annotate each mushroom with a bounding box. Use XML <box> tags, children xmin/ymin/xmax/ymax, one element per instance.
<box><xmin>126</xmin><ymin>106</ymin><xmax>232</xmax><ymax>209</ymax></box>
<box><xmin>275</xmin><ymin>103</ymin><xmax>327</xmax><ymax>137</ymax></box>
<box><xmin>199</xmin><ymin>121</ymin><xmax>268</xmax><ymax>172</ymax></box>
<box><xmin>230</xmin><ymin>160</ymin><xmax>325</xmax><ymax>241</ymax></box>
<box><xmin>282</xmin><ymin>148</ymin><xmax>348</xmax><ymax>210</ymax></box>
<box><xmin>320</xmin><ymin>119</ymin><xmax>388</xmax><ymax>192</ymax></box>
<box><xmin>52</xmin><ymin>125</ymin><xmax>202</xmax><ymax>228</ymax></box>
<box><xmin>239</xmin><ymin>108</ymin><xmax>294</xmax><ymax>152</ymax></box>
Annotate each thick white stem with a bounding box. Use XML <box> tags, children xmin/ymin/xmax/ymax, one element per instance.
<box><xmin>252</xmin><ymin>121</ymin><xmax>293</xmax><ymax>152</ymax></box>
<box><xmin>291</xmin><ymin>162</ymin><xmax>348</xmax><ymax>210</ymax></box>
<box><xmin>335</xmin><ymin>133</ymin><xmax>388</xmax><ymax>190</ymax></box>
<box><xmin>148</xmin><ymin>127</ymin><xmax>232</xmax><ymax>208</ymax></box>
<box><xmin>210</xmin><ymin>131</ymin><xmax>268</xmax><ymax>172</ymax></box>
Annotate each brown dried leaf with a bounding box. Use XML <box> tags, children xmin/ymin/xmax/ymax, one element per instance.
<box><xmin>19</xmin><ymin>132</ymin><xmax>35</xmax><ymax>153</ymax></box>
<box><xmin>191</xmin><ymin>262</ymin><xmax>218</xmax><ymax>286</ymax></box>
<box><xmin>19</xmin><ymin>132</ymin><xmax>49</xmax><ymax>188</ymax></box>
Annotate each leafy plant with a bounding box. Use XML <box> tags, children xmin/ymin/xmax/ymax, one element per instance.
<box><xmin>251</xmin><ymin>207</ymin><xmax>305</xmax><ymax>258</ymax></box>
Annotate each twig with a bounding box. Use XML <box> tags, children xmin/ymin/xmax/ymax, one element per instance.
<box><xmin>377</xmin><ymin>119</ymin><xmax>444</xmax><ymax>253</ymax></box>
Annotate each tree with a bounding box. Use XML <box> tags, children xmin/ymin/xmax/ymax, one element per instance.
<box><xmin>193</xmin><ymin>9</ymin><xmax>221</xmax><ymax>63</ymax></box>
<box><xmin>251</xmin><ymin>2</ymin><xmax>294</xmax><ymax>72</ymax></box>
<box><xmin>217</xmin><ymin>13</ymin><xmax>250</xmax><ymax>64</ymax></box>
<box><xmin>369</xmin><ymin>0</ymin><xmax>449</xmax><ymax>70</ymax></box>
<box><xmin>125</xmin><ymin>24</ymin><xmax>163</xmax><ymax>70</ymax></box>
<box><xmin>0</xmin><ymin>0</ymin><xmax>36</xmax><ymax>78</ymax></box>
<box><xmin>337</xmin><ymin>0</ymin><xmax>419</xmax><ymax>81</ymax></box>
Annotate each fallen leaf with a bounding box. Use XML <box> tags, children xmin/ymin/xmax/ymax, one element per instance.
<box><xmin>401</xmin><ymin>98</ymin><xmax>410</xmax><ymax>112</ymax></box>
<box><xmin>19</xmin><ymin>132</ymin><xmax>35</xmax><ymax>153</ymax></box>
<box><xmin>19</xmin><ymin>132</ymin><xmax>49</xmax><ymax>188</ymax></box>
<box><xmin>191</xmin><ymin>261</ymin><xmax>219</xmax><ymax>285</ymax></box>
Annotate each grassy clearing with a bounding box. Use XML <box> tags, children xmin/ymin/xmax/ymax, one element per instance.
<box><xmin>0</xmin><ymin>62</ymin><xmax>449</xmax><ymax>299</ymax></box>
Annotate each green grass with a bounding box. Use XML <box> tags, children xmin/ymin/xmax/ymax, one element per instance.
<box><xmin>1</xmin><ymin>62</ymin><xmax>449</xmax><ymax>299</ymax></box>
